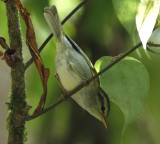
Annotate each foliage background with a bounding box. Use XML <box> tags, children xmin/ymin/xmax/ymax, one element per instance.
<box><xmin>0</xmin><ymin>0</ymin><xmax>160</xmax><ymax>143</ymax></box>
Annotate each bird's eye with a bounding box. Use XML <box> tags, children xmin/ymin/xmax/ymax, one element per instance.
<box><xmin>101</xmin><ymin>106</ymin><xmax>105</xmax><ymax>112</ymax></box>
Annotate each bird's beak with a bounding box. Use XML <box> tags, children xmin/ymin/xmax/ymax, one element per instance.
<box><xmin>101</xmin><ymin>117</ymin><xmax>107</xmax><ymax>128</ymax></box>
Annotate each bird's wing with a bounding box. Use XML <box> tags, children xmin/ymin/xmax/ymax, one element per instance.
<box><xmin>65</xmin><ymin>34</ymin><xmax>98</xmax><ymax>76</ymax></box>
<box><xmin>67</xmin><ymin>48</ymin><xmax>93</xmax><ymax>81</ymax></box>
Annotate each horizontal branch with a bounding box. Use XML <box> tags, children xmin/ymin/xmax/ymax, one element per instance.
<box><xmin>26</xmin><ymin>42</ymin><xmax>142</xmax><ymax>121</ymax></box>
<box><xmin>24</xmin><ymin>0</ymin><xmax>86</xmax><ymax>70</ymax></box>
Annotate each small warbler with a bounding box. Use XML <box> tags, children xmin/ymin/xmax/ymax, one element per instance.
<box><xmin>44</xmin><ymin>5</ymin><xmax>110</xmax><ymax>128</ymax></box>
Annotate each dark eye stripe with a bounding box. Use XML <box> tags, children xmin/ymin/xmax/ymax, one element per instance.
<box><xmin>98</xmin><ymin>91</ymin><xmax>105</xmax><ymax>113</ymax></box>
<box><xmin>98</xmin><ymin>88</ymin><xmax>110</xmax><ymax>117</ymax></box>
<box><xmin>101</xmin><ymin>106</ymin><xmax>105</xmax><ymax>113</ymax></box>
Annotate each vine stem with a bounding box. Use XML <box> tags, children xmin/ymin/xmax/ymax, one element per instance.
<box><xmin>26</xmin><ymin>42</ymin><xmax>142</xmax><ymax>121</ymax></box>
<box><xmin>24</xmin><ymin>0</ymin><xmax>86</xmax><ymax>70</ymax></box>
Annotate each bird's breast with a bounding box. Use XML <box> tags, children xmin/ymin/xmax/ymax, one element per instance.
<box><xmin>55</xmin><ymin>53</ymin><xmax>82</xmax><ymax>91</ymax></box>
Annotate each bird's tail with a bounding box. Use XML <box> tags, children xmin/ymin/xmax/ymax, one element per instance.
<box><xmin>44</xmin><ymin>5</ymin><xmax>63</xmax><ymax>42</ymax></box>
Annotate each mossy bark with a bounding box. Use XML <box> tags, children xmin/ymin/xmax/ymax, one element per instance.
<box><xmin>6</xmin><ymin>0</ymin><xmax>27</xmax><ymax>144</ymax></box>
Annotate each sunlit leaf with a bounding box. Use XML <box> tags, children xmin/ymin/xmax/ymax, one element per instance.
<box><xmin>14</xmin><ymin>0</ymin><xmax>50</xmax><ymax>113</ymax></box>
<box><xmin>136</xmin><ymin>0</ymin><xmax>159</xmax><ymax>49</ymax></box>
<box><xmin>95</xmin><ymin>56</ymin><xmax>149</xmax><ymax>127</ymax></box>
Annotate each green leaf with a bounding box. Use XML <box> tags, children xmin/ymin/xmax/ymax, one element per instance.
<box><xmin>112</xmin><ymin>0</ymin><xmax>139</xmax><ymax>34</ymax></box>
<box><xmin>95</xmin><ymin>56</ymin><xmax>149</xmax><ymax>125</ymax></box>
<box><xmin>136</xmin><ymin>0</ymin><xmax>159</xmax><ymax>49</ymax></box>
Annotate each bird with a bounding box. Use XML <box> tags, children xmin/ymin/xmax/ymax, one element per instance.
<box><xmin>44</xmin><ymin>5</ymin><xmax>110</xmax><ymax>128</ymax></box>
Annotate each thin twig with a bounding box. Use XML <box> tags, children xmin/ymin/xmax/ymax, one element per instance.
<box><xmin>148</xmin><ymin>42</ymin><xmax>160</xmax><ymax>47</ymax></box>
<box><xmin>147</xmin><ymin>42</ymin><xmax>160</xmax><ymax>54</ymax></box>
<box><xmin>26</xmin><ymin>42</ymin><xmax>142</xmax><ymax>121</ymax></box>
<box><xmin>24</xmin><ymin>0</ymin><xmax>86</xmax><ymax>70</ymax></box>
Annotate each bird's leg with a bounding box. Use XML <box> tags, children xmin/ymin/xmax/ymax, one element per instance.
<box><xmin>54</xmin><ymin>73</ymin><xmax>68</xmax><ymax>100</ymax></box>
<box><xmin>68</xmin><ymin>62</ymin><xmax>92</xmax><ymax>87</ymax></box>
<box><xmin>68</xmin><ymin>63</ymin><xmax>85</xmax><ymax>79</ymax></box>
<box><xmin>68</xmin><ymin>63</ymin><xmax>90</xmax><ymax>87</ymax></box>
